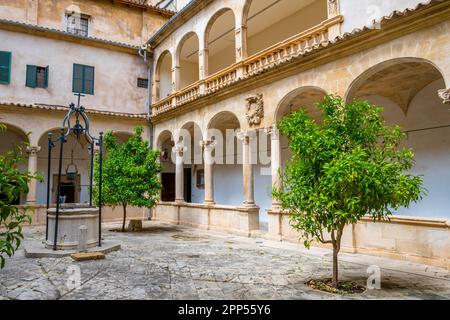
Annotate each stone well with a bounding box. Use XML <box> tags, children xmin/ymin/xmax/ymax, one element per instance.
<box><xmin>46</xmin><ymin>205</ymin><xmax>99</xmax><ymax>250</ymax></box>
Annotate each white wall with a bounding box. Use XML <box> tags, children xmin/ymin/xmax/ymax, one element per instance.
<box><xmin>213</xmin><ymin>165</ymin><xmax>243</xmax><ymax>207</ymax></box>
<box><xmin>0</xmin><ymin>30</ymin><xmax>147</xmax><ymax>114</ymax></box>
<box><xmin>340</xmin><ymin>0</ymin><xmax>425</xmax><ymax>33</ymax></box>
<box><xmin>364</xmin><ymin>80</ymin><xmax>450</xmax><ymax>219</ymax></box>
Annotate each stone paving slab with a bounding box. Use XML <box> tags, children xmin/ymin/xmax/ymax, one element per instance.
<box><xmin>23</xmin><ymin>240</ymin><xmax>120</xmax><ymax>258</ymax></box>
<box><xmin>0</xmin><ymin>221</ymin><xmax>449</xmax><ymax>300</ymax></box>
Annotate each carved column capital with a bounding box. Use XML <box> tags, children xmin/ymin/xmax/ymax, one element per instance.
<box><xmin>26</xmin><ymin>146</ymin><xmax>41</xmax><ymax>156</ymax></box>
<box><xmin>237</xmin><ymin>130</ymin><xmax>255</xmax><ymax>145</ymax></box>
<box><xmin>200</xmin><ymin>139</ymin><xmax>216</xmax><ymax>152</ymax></box>
<box><xmin>173</xmin><ymin>142</ymin><xmax>186</xmax><ymax>157</ymax></box>
<box><xmin>264</xmin><ymin>125</ymin><xmax>280</xmax><ymax>140</ymax></box>
<box><xmin>438</xmin><ymin>88</ymin><xmax>450</xmax><ymax>104</ymax></box>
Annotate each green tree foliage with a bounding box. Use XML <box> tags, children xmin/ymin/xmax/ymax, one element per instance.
<box><xmin>0</xmin><ymin>124</ymin><xmax>40</xmax><ymax>269</ymax></box>
<box><xmin>94</xmin><ymin>126</ymin><xmax>161</xmax><ymax>232</ymax></box>
<box><xmin>273</xmin><ymin>95</ymin><xmax>424</xmax><ymax>288</ymax></box>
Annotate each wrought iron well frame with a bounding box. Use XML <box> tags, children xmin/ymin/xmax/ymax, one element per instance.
<box><xmin>45</xmin><ymin>93</ymin><xmax>103</xmax><ymax>250</ymax></box>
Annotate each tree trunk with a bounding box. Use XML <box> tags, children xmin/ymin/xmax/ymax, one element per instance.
<box><xmin>332</xmin><ymin>242</ymin><xmax>339</xmax><ymax>288</ymax></box>
<box><xmin>331</xmin><ymin>226</ymin><xmax>344</xmax><ymax>288</ymax></box>
<box><xmin>122</xmin><ymin>203</ymin><xmax>127</xmax><ymax>232</ymax></box>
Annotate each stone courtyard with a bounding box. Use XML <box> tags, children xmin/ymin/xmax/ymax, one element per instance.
<box><xmin>0</xmin><ymin>221</ymin><xmax>449</xmax><ymax>300</ymax></box>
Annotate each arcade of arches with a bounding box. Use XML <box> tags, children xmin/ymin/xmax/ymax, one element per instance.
<box><xmin>149</xmin><ymin>1</ymin><xmax>450</xmax><ymax>267</ymax></box>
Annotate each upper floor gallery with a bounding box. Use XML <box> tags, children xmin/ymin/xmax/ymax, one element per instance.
<box><xmin>149</xmin><ymin>0</ymin><xmax>430</xmax><ymax>116</ymax></box>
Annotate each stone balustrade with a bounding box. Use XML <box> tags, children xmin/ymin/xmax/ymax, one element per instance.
<box><xmin>151</xmin><ymin>16</ymin><xmax>342</xmax><ymax>117</ymax></box>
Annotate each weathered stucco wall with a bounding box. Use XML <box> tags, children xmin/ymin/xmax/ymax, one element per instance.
<box><xmin>0</xmin><ymin>0</ymin><xmax>168</xmax><ymax>45</ymax></box>
<box><xmin>0</xmin><ymin>29</ymin><xmax>148</xmax><ymax>114</ymax></box>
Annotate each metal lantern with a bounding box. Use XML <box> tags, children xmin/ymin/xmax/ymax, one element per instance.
<box><xmin>65</xmin><ymin>150</ymin><xmax>78</xmax><ymax>181</ymax></box>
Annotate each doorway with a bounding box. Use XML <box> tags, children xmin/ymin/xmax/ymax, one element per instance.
<box><xmin>52</xmin><ymin>174</ymin><xmax>80</xmax><ymax>203</ymax></box>
<box><xmin>184</xmin><ymin>168</ymin><xmax>192</xmax><ymax>203</ymax></box>
<box><xmin>161</xmin><ymin>172</ymin><xmax>175</xmax><ymax>202</ymax></box>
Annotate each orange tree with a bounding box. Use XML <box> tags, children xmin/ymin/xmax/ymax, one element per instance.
<box><xmin>273</xmin><ymin>95</ymin><xmax>424</xmax><ymax>288</ymax></box>
<box><xmin>94</xmin><ymin>126</ymin><xmax>161</xmax><ymax>232</ymax></box>
<box><xmin>0</xmin><ymin>124</ymin><xmax>40</xmax><ymax>268</ymax></box>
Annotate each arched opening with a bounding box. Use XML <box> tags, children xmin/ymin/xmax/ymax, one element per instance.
<box><xmin>346</xmin><ymin>58</ymin><xmax>449</xmax><ymax>219</ymax></box>
<box><xmin>243</xmin><ymin>0</ymin><xmax>328</xmax><ymax>57</ymax></box>
<box><xmin>207</xmin><ymin>111</ymin><xmax>242</xmax><ymax>207</ymax></box>
<box><xmin>177</xmin><ymin>32</ymin><xmax>200</xmax><ymax>89</ymax></box>
<box><xmin>276</xmin><ymin>86</ymin><xmax>327</xmax><ymax>170</ymax></box>
<box><xmin>112</xmin><ymin>131</ymin><xmax>134</xmax><ymax>146</ymax></box>
<box><xmin>179</xmin><ymin>122</ymin><xmax>203</xmax><ymax>203</ymax></box>
<box><xmin>155</xmin><ymin>50</ymin><xmax>173</xmax><ymax>101</ymax></box>
<box><xmin>157</xmin><ymin>130</ymin><xmax>175</xmax><ymax>202</ymax></box>
<box><xmin>37</xmin><ymin>128</ymin><xmax>93</xmax><ymax>205</ymax></box>
<box><xmin>205</xmin><ymin>8</ymin><xmax>236</xmax><ymax>76</ymax></box>
<box><xmin>0</xmin><ymin>123</ymin><xmax>30</xmax><ymax>205</ymax></box>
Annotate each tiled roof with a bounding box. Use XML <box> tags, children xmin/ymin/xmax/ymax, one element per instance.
<box><xmin>0</xmin><ymin>19</ymin><xmax>139</xmax><ymax>51</ymax></box>
<box><xmin>0</xmin><ymin>102</ymin><xmax>149</xmax><ymax>120</ymax></box>
<box><xmin>118</xmin><ymin>0</ymin><xmax>176</xmax><ymax>16</ymax></box>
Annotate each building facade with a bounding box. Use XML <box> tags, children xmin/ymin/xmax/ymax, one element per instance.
<box><xmin>0</xmin><ymin>0</ymin><xmax>173</xmax><ymax>221</ymax></box>
<box><xmin>1</xmin><ymin>0</ymin><xmax>449</xmax><ymax>269</ymax></box>
<box><xmin>147</xmin><ymin>0</ymin><xmax>450</xmax><ymax>269</ymax></box>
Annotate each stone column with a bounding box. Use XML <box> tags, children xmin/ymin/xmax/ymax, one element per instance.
<box><xmin>172</xmin><ymin>65</ymin><xmax>180</xmax><ymax>92</ymax></box>
<box><xmin>173</xmin><ymin>142</ymin><xmax>186</xmax><ymax>203</ymax></box>
<box><xmin>238</xmin><ymin>131</ymin><xmax>255</xmax><ymax>207</ymax></box>
<box><xmin>26</xmin><ymin>146</ymin><xmax>40</xmax><ymax>204</ymax></box>
<box><xmin>201</xmin><ymin>140</ymin><xmax>215</xmax><ymax>205</ymax></box>
<box><xmin>268</xmin><ymin>125</ymin><xmax>282</xmax><ymax>208</ymax></box>
<box><xmin>235</xmin><ymin>26</ymin><xmax>248</xmax><ymax>62</ymax></box>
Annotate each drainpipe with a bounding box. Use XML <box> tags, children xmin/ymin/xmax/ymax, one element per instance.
<box><xmin>138</xmin><ymin>45</ymin><xmax>154</xmax><ymax>149</ymax></box>
<box><xmin>139</xmin><ymin>45</ymin><xmax>155</xmax><ymax>220</ymax></box>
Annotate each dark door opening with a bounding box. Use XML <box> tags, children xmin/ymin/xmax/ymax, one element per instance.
<box><xmin>161</xmin><ymin>172</ymin><xmax>175</xmax><ymax>202</ymax></box>
<box><xmin>184</xmin><ymin>168</ymin><xmax>192</xmax><ymax>203</ymax></box>
<box><xmin>60</xmin><ymin>182</ymin><xmax>75</xmax><ymax>203</ymax></box>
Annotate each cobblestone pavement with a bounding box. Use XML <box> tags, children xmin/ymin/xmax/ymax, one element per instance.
<box><xmin>1</xmin><ymin>221</ymin><xmax>449</xmax><ymax>300</ymax></box>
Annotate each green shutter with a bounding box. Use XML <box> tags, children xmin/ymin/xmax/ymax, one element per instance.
<box><xmin>26</xmin><ymin>65</ymin><xmax>37</xmax><ymax>88</ymax></box>
<box><xmin>44</xmin><ymin>65</ymin><xmax>49</xmax><ymax>88</ymax></box>
<box><xmin>84</xmin><ymin>66</ymin><xmax>94</xmax><ymax>95</ymax></box>
<box><xmin>72</xmin><ymin>64</ymin><xmax>83</xmax><ymax>93</ymax></box>
<box><xmin>73</xmin><ymin>64</ymin><xmax>94</xmax><ymax>95</ymax></box>
<box><xmin>0</xmin><ymin>51</ymin><xmax>11</xmax><ymax>84</ymax></box>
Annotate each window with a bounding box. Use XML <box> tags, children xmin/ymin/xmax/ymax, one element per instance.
<box><xmin>72</xmin><ymin>64</ymin><xmax>94</xmax><ymax>95</ymax></box>
<box><xmin>26</xmin><ymin>65</ymin><xmax>49</xmax><ymax>88</ymax></box>
<box><xmin>137</xmin><ymin>78</ymin><xmax>148</xmax><ymax>88</ymax></box>
<box><xmin>0</xmin><ymin>51</ymin><xmax>11</xmax><ymax>85</ymax></box>
<box><xmin>67</xmin><ymin>13</ymin><xmax>89</xmax><ymax>37</ymax></box>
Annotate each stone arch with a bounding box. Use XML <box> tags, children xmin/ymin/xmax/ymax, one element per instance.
<box><xmin>242</xmin><ymin>0</ymin><xmax>328</xmax><ymax>57</ymax></box>
<box><xmin>111</xmin><ymin>131</ymin><xmax>134</xmax><ymax>145</ymax></box>
<box><xmin>0</xmin><ymin>122</ymin><xmax>29</xmax><ymax>145</ymax></box>
<box><xmin>204</xmin><ymin>7</ymin><xmax>237</xmax><ymax>76</ymax></box>
<box><xmin>275</xmin><ymin>86</ymin><xmax>328</xmax><ymax>122</ymax></box>
<box><xmin>156</xmin><ymin>129</ymin><xmax>173</xmax><ymax>149</ymax></box>
<box><xmin>179</xmin><ymin>121</ymin><xmax>203</xmax><ymax>165</ymax></box>
<box><xmin>176</xmin><ymin>32</ymin><xmax>200</xmax><ymax>89</ymax></box>
<box><xmin>345</xmin><ymin>57</ymin><xmax>447</xmax><ymax>112</ymax></box>
<box><xmin>345</xmin><ymin>57</ymin><xmax>450</xmax><ymax>219</ymax></box>
<box><xmin>154</xmin><ymin>50</ymin><xmax>173</xmax><ymax>101</ymax></box>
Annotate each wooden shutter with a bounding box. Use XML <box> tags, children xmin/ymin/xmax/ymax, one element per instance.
<box><xmin>72</xmin><ymin>64</ymin><xmax>83</xmax><ymax>93</ymax></box>
<box><xmin>44</xmin><ymin>65</ymin><xmax>49</xmax><ymax>88</ymax></box>
<box><xmin>26</xmin><ymin>65</ymin><xmax>37</xmax><ymax>88</ymax></box>
<box><xmin>0</xmin><ymin>51</ymin><xmax>11</xmax><ymax>84</ymax></box>
<box><xmin>84</xmin><ymin>65</ymin><xmax>94</xmax><ymax>95</ymax></box>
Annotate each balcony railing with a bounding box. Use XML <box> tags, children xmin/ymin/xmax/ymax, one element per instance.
<box><xmin>151</xmin><ymin>16</ymin><xmax>342</xmax><ymax>117</ymax></box>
